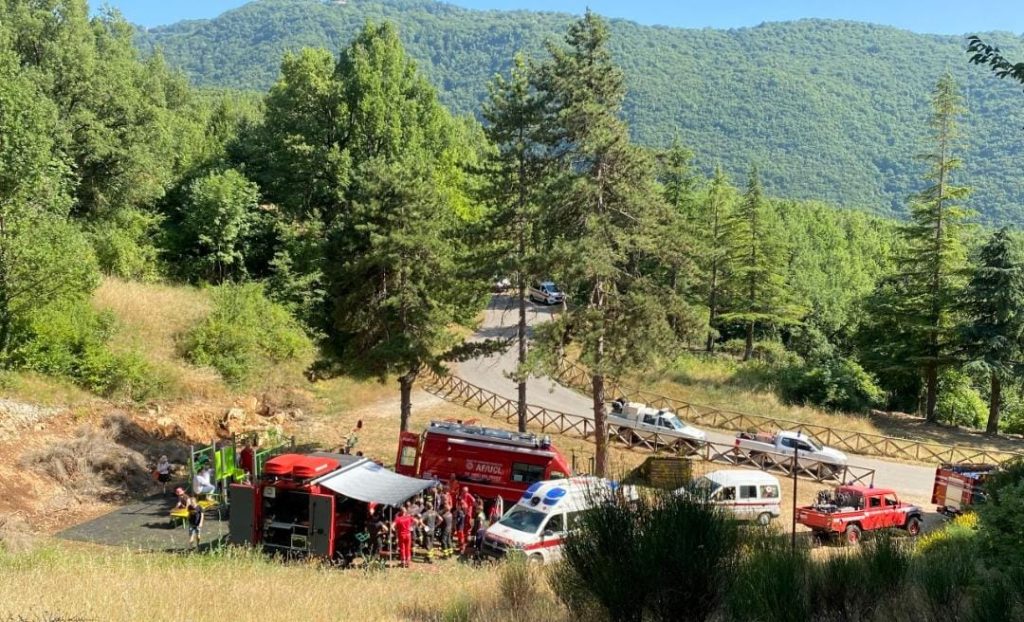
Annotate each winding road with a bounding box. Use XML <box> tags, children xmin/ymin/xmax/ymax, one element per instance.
<box><xmin>458</xmin><ymin>295</ymin><xmax>938</xmax><ymax>502</ymax></box>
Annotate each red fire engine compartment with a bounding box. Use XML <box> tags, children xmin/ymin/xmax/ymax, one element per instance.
<box><xmin>394</xmin><ymin>420</ymin><xmax>573</xmax><ymax>505</ymax></box>
<box><xmin>229</xmin><ymin>451</ymin><xmax>436</xmax><ymax>562</ymax></box>
<box><xmin>932</xmin><ymin>463</ymin><xmax>996</xmax><ymax>515</ymax></box>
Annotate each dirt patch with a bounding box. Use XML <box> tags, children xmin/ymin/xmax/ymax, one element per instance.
<box><xmin>0</xmin><ymin>399</ymin><xmax>62</xmax><ymax>442</ymax></box>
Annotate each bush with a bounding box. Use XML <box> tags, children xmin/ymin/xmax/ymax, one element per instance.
<box><xmin>720</xmin><ymin>339</ymin><xmax>796</xmax><ymax>365</ymax></box>
<box><xmin>554</xmin><ymin>489</ymin><xmax>740</xmax><ymax>622</ymax></box>
<box><xmin>180</xmin><ymin>282</ymin><xmax>312</xmax><ymax>385</ymax></box>
<box><xmin>8</xmin><ymin>301</ymin><xmax>160</xmax><ymax>400</ymax></box>
<box><xmin>88</xmin><ymin>209</ymin><xmax>162</xmax><ymax>282</ymax></box>
<box><xmin>777</xmin><ymin>355</ymin><xmax>883</xmax><ymax>412</ymax></box>
<box><xmin>936</xmin><ymin>369</ymin><xmax>987</xmax><ymax>428</ymax></box>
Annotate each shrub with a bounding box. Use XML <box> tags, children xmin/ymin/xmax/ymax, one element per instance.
<box><xmin>180</xmin><ymin>283</ymin><xmax>312</xmax><ymax>385</ymax></box>
<box><xmin>554</xmin><ymin>489</ymin><xmax>740</xmax><ymax>622</ymax></box>
<box><xmin>720</xmin><ymin>339</ymin><xmax>796</xmax><ymax>365</ymax></box>
<box><xmin>936</xmin><ymin>368</ymin><xmax>987</xmax><ymax>427</ymax></box>
<box><xmin>8</xmin><ymin>301</ymin><xmax>160</xmax><ymax>400</ymax></box>
<box><xmin>777</xmin><ymin>355</ymin><xmax>883</xmax><ymax>412</ymax></box>
<box><xmin>88</xmin><ymin>209</ymin><xmax>162</xmax><ymax>282</ymax></box>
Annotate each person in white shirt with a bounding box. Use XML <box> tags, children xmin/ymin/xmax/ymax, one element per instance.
<box><xmin>193</xmin><ymin>465</ymin><xmax>216</xmax><ymax>496</ymax></box>
<box><xmin>156</xmin><ymin>455</ymin><xmax>173</xmax><ymax>495</ymax></box>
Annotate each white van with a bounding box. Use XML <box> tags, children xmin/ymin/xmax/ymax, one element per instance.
<box><xmin>480</xmin><ymin>477</ymin><xmax>616</xmax><ymax>564</ymax></box>
<box><xmin>680</xmin><ymin>470</ymin><xmax>782</xmax><ymax>525</ymax></box>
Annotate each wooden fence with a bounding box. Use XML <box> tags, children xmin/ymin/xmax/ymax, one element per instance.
<box><xmin>419</xmin><ymin>369</ymin><xmax>873</xmax><ymax>485</ymax></box>
<box><xmin>554</xmin><ymin>360</ymin><xmax>1023</xmax><ymax>466</ymax></box>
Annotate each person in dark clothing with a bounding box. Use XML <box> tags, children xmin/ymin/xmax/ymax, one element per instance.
<box><xmin>186</xmin><ymin>497</ymin><xmax>204</xmax><ymax>550</ymax></box>
<box><xmin>454</xmin><ymin>504</ymin><xmax>467</xmax><ymax>554</ymax></box>
<box><xmin>441</xmin><ymin>504</ymin><xmax>454</xmax><ymax>557</ymax></box>
<box><xmin>421</xmin><ymin>504</ymin><xmax>439</xmax><ymax>562</ymax></box>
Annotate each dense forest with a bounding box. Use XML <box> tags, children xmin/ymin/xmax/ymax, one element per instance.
<box><xmin>134</xmin><ymin>0</ymin><xmax>1024</xmax><ymax>223</ymax></box>
<box><xmin>2</xmin><ymin>0</ymin><xmax>1024</xmax><ymax>469</ymax></box>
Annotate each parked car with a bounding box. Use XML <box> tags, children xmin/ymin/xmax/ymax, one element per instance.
<box><xmin>797</xmin><ymin>485</ymin><xmax>923</xmax><ymax>545</ymax></box>
<box><xmin>529</xmin><ymin>281</ymin><xmax>564</xmax><ymax>305</ymax></box>
<box><xmin>679</xmin><ymin>470</ymin><xmax>782</xmax><ymax>525</ymax></box>
<box><xmin>493</xmin><ymin>277</ymin><xmax>512</xmax><ymax>293</ymax></box>
<box><xmin>735</xmin><ymin>430</ymin><xmax>848</xmax><ymax>473</ymax></box>
<box><xmin>609</xmin><ymin>400</ymin><xmax>707</xmax><ymax>450</ymax></box>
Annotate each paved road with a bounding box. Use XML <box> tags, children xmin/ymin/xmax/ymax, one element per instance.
<box><xmin>459</xmin><ymin>295</ymin><xmax>937</xmax><ymax>501</ymax></box>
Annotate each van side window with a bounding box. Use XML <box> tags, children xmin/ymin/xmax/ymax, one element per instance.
<box><xmin>760</xmin><ymin>485</ymin><xmax>779</xmax><ymax>499</ymax></box>
<box><xmin>643</xmin><ymin>414</ymin><xmax>657</xmax><ymax>425</ymax></box>
<box><xmin>869</xmin><ymin>496</ymin><xmax>882</xmax><ymax>508</ymax></box>
<box><xmin>719</xmin><ymin>487</ymin><xmax>736</xmax><ymax>501</ymax></box>
<box><xmin>739</xmin><ymin>485</ymin><xmax>758</xmax><ymax>499</ymax></box>
<box><xmin>545</xmin><ymin>513</ymin><xmax>565</xmax><ymax>534</ymax></box>
<box><xmin>511</xmin><ymin>462</ymin><xmax>546</xmax><ymax>484</ymax></box>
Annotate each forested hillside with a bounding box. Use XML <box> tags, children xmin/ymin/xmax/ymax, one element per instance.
<box><xmin>135</xmin><ymin>0</ymin><xmax>1024</xmax><ymax>222</ymax></box>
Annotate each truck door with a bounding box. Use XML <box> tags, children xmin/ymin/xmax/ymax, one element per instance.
<box><xmin>228</xmin><ymin>483</ymin><xmax>258</xmax><ymax>545</ymax></box>
<box><xmin>395</xmin><ymin>431</ymin><xmax>421</xmax><ymax>476</ymax></box>
<box><xmin>309</xmin><ymin>493</ymin><xmax>335</xmax><ymax>557</ymax></box>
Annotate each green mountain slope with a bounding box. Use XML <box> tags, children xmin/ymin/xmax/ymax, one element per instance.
<box><xmin>137</xmin><ymin>0</ymin><xmax>1024</xmax><ymax>222</ymax></box>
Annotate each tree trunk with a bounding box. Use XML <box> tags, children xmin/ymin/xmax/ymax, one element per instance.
<box><xmin>924</xmin><ymin>364</ymin><xmax>938</xmax><ymax>423</ymax></box>
<box><xmin>517</xmin><ymin>270</ymin><xmax>528</xmax><ymax>433</ymax></box>
<box><xmin>743</xmin><ymin>322</ymin><xmax>754</xmax><ymax>362</ymax></box>
<box><xmin>592</xmin><ymin>371</ymin><xmax>607</xmax><ymax>477</ymax></box>
<box><xmin>706</xmin><ymin>263</ymin><xmax>718</xmax><ymax>353</ymax></box>
<box><xmin>399</xmin><ymin>370</ymin><xmax>417</xmax><ymax>432</ymax></box>
<box><xmin>987</xmin><ymin>372</ymin><xmax>1002</xmax><ymax>435</ymax></box>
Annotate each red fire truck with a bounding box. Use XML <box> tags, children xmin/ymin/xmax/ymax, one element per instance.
<box><xmin>932</xmin><ymin>463</ymin><xmax>996</xmax><ymax>515</ymax></box>
<box><xmin>229</xmin><ymin>451</ymin><xmax>434</xmax><ymax>561</ymax></box>
<box><xmin>394</xmin><ymin>420</ymin><xmax>573</xmax><ymax>505</ymax></box>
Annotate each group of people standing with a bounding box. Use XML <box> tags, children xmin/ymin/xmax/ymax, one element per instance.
<box><xmin>379</xmin><ymin>482</ymin><xmax>506</xmax><ymax>568</ymax></box>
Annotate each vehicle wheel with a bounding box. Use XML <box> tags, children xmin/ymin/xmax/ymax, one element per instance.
<box><xmin>843</xmin><ymin>524</ymin><xmax>862</xmax><ymax>546</ymax></box>
<box><xmin>756</xmin><ymin>512</ymin><xmax>773</xmax><ymax>527</ymax></box>
<box><xmin>905</xmin><ymin>516</ymin><xmax>922</xmax><ymax>537</ymax></box>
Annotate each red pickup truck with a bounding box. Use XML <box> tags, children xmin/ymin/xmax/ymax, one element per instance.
<box><xmin>797</xmin><ymin>485</ymin><xmax>923</xmax><ymax>545</ymax></box>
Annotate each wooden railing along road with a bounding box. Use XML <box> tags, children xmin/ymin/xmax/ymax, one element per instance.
<box><xmin>554</xmin><ymin>360</ymin><xmax>1023</xmax><ymax>466</ymax></box>
<box><xmin>419</xmin><ymin>369</ymin><xmax>875</xmax><ymax>485</ymax></box>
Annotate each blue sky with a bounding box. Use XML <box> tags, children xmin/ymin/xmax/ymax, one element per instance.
<box><xmin>101</xmin><ymin>0</ymin><xmax>1024</xmax><ymax>35</ymax></box>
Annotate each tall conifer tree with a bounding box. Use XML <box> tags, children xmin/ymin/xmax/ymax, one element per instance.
<box><xmin>959</xmin><ymin>228</ymin><xmax>1024</xmax><ymax>435</ymax></box>
<box><xmin>534</xmin><ymin>12</ymin><xmax>677</xmax><ymax>476</ymax></box>
<box><xmin>481</xmin><ymin>54</ymin><xmax>549</xmax><ymax>433</ymax></box>
<box><xmin>896</xmin><ymin>72</ymin><xmax>972</xmax><ymax>423</ymax></box>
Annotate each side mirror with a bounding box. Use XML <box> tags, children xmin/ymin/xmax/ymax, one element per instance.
<box><xmin>543</xmin><ymin>529</ymin><xmax>555</xmax><ymax>538</ymax></box>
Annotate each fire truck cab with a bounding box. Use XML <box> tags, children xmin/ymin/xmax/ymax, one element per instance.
<box><xmin>229</xmin><ymin>451</ymin><xmax>434</xmax><ymax>562</ymax></box>
<box><xmin>395</xmin><ymin>420</ymin><xmax>573</xmax><ymax>505</ymax></box>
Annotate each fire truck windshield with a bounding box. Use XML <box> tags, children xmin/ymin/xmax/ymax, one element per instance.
<box><xmin>498</xmin><ymin>507</ymin><xmax>547</xmax><ymax>534</ymax></box>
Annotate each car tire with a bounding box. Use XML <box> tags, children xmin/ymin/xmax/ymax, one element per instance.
<box><xmin>756</xmin><ymin>512</ymin><xmax>773</xmax><ymax>527</ymax></box>
<box><xmin>843</xmin><ymin>524</ymin><xmax>862</xmax><ymax>546</ymax></box>
<box><xmin>905</xmin><ymin>516</ymin><xmax>922</xmax><ymax>537</ymax></box>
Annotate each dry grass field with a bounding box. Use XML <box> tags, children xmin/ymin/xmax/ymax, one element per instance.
<box><xmin>0</xmin><ymin>543</ymin><xmax>564</xmax><ymax>622</ymax></box>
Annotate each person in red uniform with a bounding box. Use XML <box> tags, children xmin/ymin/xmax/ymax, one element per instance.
<box><xmin>238</xmin><ymin>440</ymin><xmax>255</xmax><ymax>475</ymax></box>
<box><xmin>392</xmin><ymin>506</ymin><xmax>415</xmax><ymax>568</ymax></box>
<box><xmin>460</xmin><ymin>487</ymin><xmax>475</xmax><ymax>544</ymax></box>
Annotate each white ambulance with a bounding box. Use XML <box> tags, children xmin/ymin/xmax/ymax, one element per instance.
<box><xmin>680</xmin><ymin>469</ymin><xmax>782</xmax><ymax>525</ymax></box>
<box><xmin>480</xmin><ymin>477</ymin><xmax>619</xmax><ymax>564</ymax></box>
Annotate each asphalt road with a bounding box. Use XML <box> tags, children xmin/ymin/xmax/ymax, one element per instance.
<box><xmin>458</xmin><ymin>295</ymin><xmax>938</xmax><ymax>502</ymax></box>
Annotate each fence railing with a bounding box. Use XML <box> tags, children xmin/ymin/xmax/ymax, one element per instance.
<box><xmin>419</xmin><ymin>369</ymin><xmax>872</xmax><ymax>485</ymax></box>
<box><xmin>554</xmin><ymin>360</ymin><xmax>1023</xmax><ymax>466</ymax></box>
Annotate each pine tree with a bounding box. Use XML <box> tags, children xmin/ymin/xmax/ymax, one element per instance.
<box><xmin>720</xmin><ymin>166</ymin><xmax>797</xmax><ymax>361</ymax></box>
<box><xmin>322</xmin><ymin>22</ymin><xmax>482</xmax><ymax>431</ymax></box>
<box><xmin>698</xmin><ymin>166</ymin><xmax>735</xmax><ymax>352</ymax></box>
<box><xmin>896</xmin><ymin>72</ymin><xmax>972</xmax><ymax>423</ymax></box>
<box><xmin>481</xmin><ymin>54</ymin><xmax>549</xmax><ymax>433</ymax></box>
<box><xmin>959</xmin><ymin>228</ymin><xmax>1024</xmax><ymax>435</ymax></box>
<box><xmin>533</xmin><ymin>12</ymin><xmax>677</xmax><ymax>476</ymax></box>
